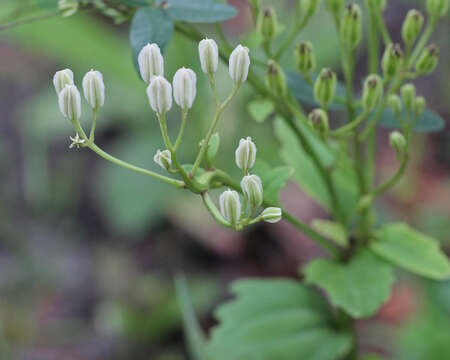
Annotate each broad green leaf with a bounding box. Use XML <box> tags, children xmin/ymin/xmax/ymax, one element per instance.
<box><xmin>253</xmin><ymin>160</ymin><xmax>293</xmax><ymax>205</ymax></box>
<box><xmin>129</xmin><ymin>7</ymin><xmax>174</xmax><ymax>73</ymax></box>
<box><xmin>311</xmin><ymin>219</ymin><xmax>348</xmax><ymax>247</ymax></box>
<box><xmin>304</xmin><ymin>250</ymin><xmax>395</xmax><ymax>318</ymax></box>
<box><xmin>206</xmin><ymin>278</ymin><xmax>353</xmax><ymax>360</ymax></box>
<box><xmin>108</xmin><ymin>0</ymin><xmax>151</xmax><ymax>6</ymax></box>
<box><xmin>371</xmin><ymin>223</ymin><xmax>450</xmax><ymax>280</ymax></box>
<box><xmin>378</xmin><ymin>108</ymin><xmax>445</xmax><ymax>133</ymax></box>
<box><xmin>286</xmin><ymin>71</ymin><xmax>346</xmax><ymax>110</ymax></box>
<box><xmin>155</xmin><ymin>0</ymin><xmax>237</xmax><ymax>23</ymax></box>
<box><xmin>247</xmin><ymin>99</ymin><xmax>274</xmax><ymax>123</ymax></box>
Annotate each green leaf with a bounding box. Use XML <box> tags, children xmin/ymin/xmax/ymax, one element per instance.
<box><xmin>206</xmin><ymin>278</ymin><xmax>353</xmax><ymax>360</ymax></box>
<box><xmin>108</xmin><ymin>0</ymin><xmax>151</xmax><ymax>6</ymax></box>
<box><xmin>371</xmin><ymin>223</ymin><xmax>450</xmax><ymax>280</ymax></box>
<box><xmin>129</xmin><ymin>7</ymin><xmax>174</xmax><ymax>73</ymax></box>
<box><xmin>247</xmin><ymin>99</ymin><xmax>275</xmax><ymax>123</ymax></box>
<box><xmin>155</xmin><ymin>0</ymin><xmax>237</xmax><ymax>23</ymax></box>
<box><xmin>304</xmin><ymin>250</ymin><xmax>395</xmax><ymax>318</ymax></box>
<box><xmin>253</xmin><ymin>160</ymin><xmax>293</xmax><ymax>205</ymax></box>
<box><xmin>286</xmin><ymin>71</ymin><xmax>346</xmax><ymax>110</ymax></box>
<box><xmin>378</xmin><ymin>108</ymin><xmax>445</xmax><ymax>133</ymax></box>
<box><xmin>311</xmin><ymin>219</ymin><xmax>348</xmax><ymax>247</ymax></box>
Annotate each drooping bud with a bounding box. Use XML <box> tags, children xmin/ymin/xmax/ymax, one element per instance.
<box><xmin>340</xmin><ymin>4</ymin><xmax>362</xmax><ymax>49</ymax></box>
<box><xmin>138</xmin><ymin>43</ymin><xmax>164</xmax><ymax>83</ymax></box>
<box><xmin>400</xmin><ymin>84</ymin><xmax>416</xmax><ymax>111</ymax></box>
<box><xmin>257</xmin><ymin>8</ymin><xmax>277</xmax><ymax>42</ymax></box>
<box><xmin>308</xmin><ymin>109</ymin><xmax>329</xmax><ymax>136</ymax></box>
<box><xmin>426</xmin><ymin>0</ymin><xmax>449</xmax><ymax>19</ymax></box>
<box><xmin>295</xmin><ymin>42</ymin><xmax>316</xmax><ymax>75</ymax></box>
<box><xmin>300</xmin><ymin>0</ymin><xmax>320</xmax><ymax>18</ymax></box>
<box><xmin>314</xmin><ymin>68</ymin><xmax>337</xmax><ymax>109</ymax></box>
<box><xmin>241</xmin><ymin>174</ymin><xmax>263</xmax><ymax>210</ymax></box>
<box><xmin>173</xmin><ymin>67</ymin><xmax>197</xmax><ymax>110</ymax></box>
<box><xmin>58</xmin><ymin>0</ymin><xmax>79</xmax><ymax>17</ymax></box>
<box><xmin>198</xmin><ymin>38</ymin><xmax>219</xmax><ymax>75</ymax></box>
<box><xmin>381</xmin><ymin>43</ymin><xmax>404</xmax><ymax>80</ymax></box>
<box><xmin>402</xmin><ymin>10</ymin><xmax>424</xmax><ymax>49</ymax></box>
<box><xmin>362</xmin><ymin>74</ymin><xmax>383</xmax><ymax>111</ymax></box>
<box><xmin>389</xmin><ymin>131</ymin><xmax>407</xmax><ymax>159</ymax></box>
<box><xmin>219</xmin><ymin>189</ymin><xmax>242</xmax><ymax>226</ymax></box>
<box><xmin>153</xmin><ymin>149</ymin><xmax>172</xmax><ymax>170</ymax></box>
<box><xmin>265</xmin><ymin>60</ymin><xmax>287</xmax><ymax>96</ymax></box>
<box><xmin>147</xmin><ymin>76</ymin><xmax>173</xmax><ymax>115</ymax></box>
<box><xmin>387</xmin><ymin>94</ymin><xmax>402</xmax><ymax>118</ymax></box>
<box><xmin>325</xmin><ymin>0</ymin><xmax>344</xmax><ymax>17</ymax></box>
<box><xmin>367</xmin><ymin>0</ymin><xmax>386</xmax><ymax>11</ymax></box>
<box><xmin>82</xmin><ymin>70</ymin><xmax>105</xmax><ymax>109</ymax></box>
<box><xmin>261</xmin><ymin>207</ymin><xmax>282</xmax><ymax>223</ymax></box>
<box><xmin>53</xmin><ymin>69</ymin><xmax>74</xmax><ymax>94</ymax></box>
<box><xmin>235</xmin><ymin>137</ymin><xmax>257</xmax><ymax>174</ymax></box>
<box><xmin>415</xmin><ymin>45</ymin><xmax>439</xmax><ymax>75</ymax></box>
<box><xmin>58</xmin><ymin>84</ymin><xmax>82</xmax><ymax>121</ymax></box>
<box><xmin>414</xmin><ymin>96</ymin><xmax>426</xmax><ymax>118</ymax></box>
<box><xmin>229</xmin><ymin>45</ymin><xmax>250</xmax><ymax>84</ymax></box>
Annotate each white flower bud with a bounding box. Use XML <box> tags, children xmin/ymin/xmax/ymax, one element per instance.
<box><xmin>235</xmin><ymin>137</ymin><xmax>257</xmax><ymax>174</ymax></box>
<box><xmin>229</xmin><ymin>45</ymin><xmax>250</xmax><ymax>84</ymax></box>
<box><xmin>138</xmin><ymin>43</ymin><xmax>164</xmax><ymax>83</ymax></box>
<box><xmin>153</xmin><ymin>149</ymin><xmax>172</xmax><ymax>170</ymax></box>
<box><xmin>53</xmin><ymin>69</ymin><xmax>74</xmax><ymax>94</ymax></box>
<box><xmin>173</xmin><ymin>67</ymin><xmax>197</xmax><ymax>110</ymax></box>
<box><xmin>58</xmin><ymin>84</ymin><xmax>82</xmax><ymax>120</ymax></box>
<box><xmin>261</xmin><ymin>207</ymin><xmax>282</xmax><ymax>223</ymax></box>
<box><xmin>147</xmin><ymin>76</ymin><xmax>172</xmax><ymax>115</ymax></box>
<box><xmin>219</xmin><ymin>189</ymin><xmax>241</xmax><ymax>226</ymax></box>
<box><xmin>82</xmin><ymin>69</ymin><xmax>105</xmax><ymax>109</ymax></box>
<box><xmin>241</xmin><ymin>174</ymin><xmax>263</xmax><ymax>209</ymax></box>
<box><xmin>198</xmin><ymin>39</ymin><xmax>219</xmax><ymax>75</ymax></box>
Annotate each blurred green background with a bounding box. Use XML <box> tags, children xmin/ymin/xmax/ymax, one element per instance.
<box><xmin>0</xmin><ymin>0</ymin><xmax>449</xmax><ymax>359</ymax></box>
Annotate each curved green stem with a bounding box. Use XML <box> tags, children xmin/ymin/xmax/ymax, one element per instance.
<box><xmin>201</xmin><ymin>192</ymin><xmax>232</xmax><ymax>228</ymax></box>
<box><xmin>331</xmin><ymin>109</ymin><xmax>370</xmax><ymax>137</ymax></box>
<box><xmin>408</xmin><ymin>18</ymin><xmax>437</xmax><ymax>66</ymax></box>
<box><xmin>373</xmin><ymin>155</ymin><xmax>409</xmax><ymax>197</ymax></box>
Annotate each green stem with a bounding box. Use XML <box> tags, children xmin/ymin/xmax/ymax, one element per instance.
<box><xmin>208</xmin><ymin>73</ymin><xmax>220</xmax><ymax>108</ymax></box>
<box><xmin>0</xmin><ymin>10</ymin><xmax>60</xmax><ymax>31</ymax></box>
<box><xmin>89</xmin><ymin>108</ymin><xmax>98</xmax><ymax>142</ymax></box>
<box><xmin>201</xmin><ymin>192</ymin><xmax>232</xmax><ymax>228</ymax></box>
<box><xmin>273</xmin><ymin>13</ymin><xmax>311</xmax><ymax>61</ymax></box>
<box><xmin>174</xmin><ymin>109</ymin><xmax>188</xmax><ymax>151</ymax></box>
<box><xmin>373</xmin><ymin>8</ymin><xmax>391</xmax><ymax>45</ymax></box>
<box><xmin>408</xmin><ymin>18</ymin><xmax>437</xmax><ymax>66</ymax></box>
<box><xmin>372</xmin><ymin>155</ymin><xmax>409</xmax><ymax>197</ymax></box>
<box><xmin>331</xmin><ymin>110</ymin><xmax>369</xmax><ymax>137</ymax></box>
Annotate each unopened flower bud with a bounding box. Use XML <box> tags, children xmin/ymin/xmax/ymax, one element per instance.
<box><xmin>241</xmin><ymin>174</ymin><xmax>263</xmax><ymax>210</ymax></box>
<box><xmin>261</xmin><ymin>207</ymin><xmax>282</xmax><ymax>223</ymax></box>
<box><xmin>308</xmin><ymin>109</ymin><xmax>329</xmax><ymax>136</ymax></box>
<box><xmin>257</xmin><ymin>8</ymin><xmax>277</xmax><ymax>41</ymax></box>
<box><xmin>58</xmin><ymin>0</ymin><xmax>79</xmax><ymax>17</ymax></box>
<box><xmin>173</xmin><ymin>67</ymin><xmax>197</xmax><ymax>110</ymax></box>
<box><xmin>296</xmin><ymin>42</ymin><xmax>316</xmax><ymax>75</ymax></box>
<box><xmin>147</xmin><ymin>76</ymin><xmax>172</xmax><ymax>115</ymax></box>
<box><xmin>325</xmin><ymin>0</ymin><xmax>344</xmax><ymax>16</ymax></box>
<box><xmin>153</xmin><ymin>149</ymin><xmax>172</xmax><ymax>170</ymax></box>
<box><xmin>389</xmin><ymin>131</ymin><xmax>407</xmax><ymax>159</ymax></box>
<box><xmin>415</xmin><ymin>45</ymin><xmax>439</xmax><ymax>75</ymax></box>
<box><xmin>426</xmin><ymin>0</ymin><xmax>449</xmax><ymax>19</ymax></box>
<box><xmin>314</xmin><ymin>68</ymin><xmax>337</xmax><ymax>109</ymax></box>
<box><xmin>367</xmin><ymin>0</ymin><xmax>386</xmax><ymax>11</ymax></box>
<box><xmin>362</xmin><ymin>74</ymin><xmax>383</xmax><ymax>111</ymax></box>
<box><xmin>53</xmin><ymin>69</ymin><xmax>74</xmax><ymax>94</ymax></box>
<box><xmin>382</xmin><ymin>43</ymin><xmax>404</xmax><ymax>80</ymax></box>
<box><xmin>235</xmin><ymin>136</ymin><xmax>257</xmax><ymax>174</ymax></box>
<box><xmin>402</xmin><ymin>10</ymin><xmax>424</xmax><ymax>48</ymax></box>
<box><xmin>229</xmin><ymin>45</ymin><xmax>250</xmax><ymax>84</ymax></box>
<box><xmin>400</xmin><ymin>84</ymin><xmax>416</xmax><ymax>111</ymax></box>
<box><xmin>82</xmin><ymin>70</ymin><xmax>105</xmax><ymax>109</ymax></box>
<box><xmin>387</xmin><ymin>94</ymin><xmax>402</xmax><ymax>118</ymax></box>
<box><xmin>340</xmin><ymin>4</ymin><xmax>362</xmax><ymax>49</ymax></box>
<box><xmin>198</xmin><ymin>39</ymin><xmax>219</xmax><ymax>75</ymax></box>
<box><xmin>414</xmin><ymin>96</ymin><xmax>426</xmax><ymax>118</ymax></box>
<box><xmin>300</xmin><ymin>0</ymin><xmax>320</xmax><ymax>17</ymax></box>
<box><xmin>219</xmin><ymin>189</ymin><xmax>241</xmax><ymax>226</ymax></box>
<box><xmin>265</xmin><ymin>60</ymin><xmax>287</xmax><ymax>96</ymax></box>
<box><xmin>58</xmin><ymin>84</ymin><xmax>82</xmax><ymax>121</ymax></box>
<box><xmin>138</xmin><ymin>43</ymin><xmax>164</xmax><ymax>83</ymax></box>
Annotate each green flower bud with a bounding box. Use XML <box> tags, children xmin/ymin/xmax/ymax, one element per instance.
<box><xmin>265</xmin><ymin>60</ymin><xmax>287</xmax><ymax>97</ymax></box>
<box><xmin>400</xmin><ymin>84</ymin><xmax>416</xmax><ymax>111</ymax></box>
<box><xmin>235</xmin><ymin>137</ymin><xmax>257</xmax><ymax>174</ymax></box>
<box><xmin>325</xmin><ymin>0</ymin><xmax>344</xmax><ymax>16</ymax></box>
<box><xmin>414</xmin><ymin>96</ymin><xmax>426</xmax><ymax>118</ymax></box>
<box><xmin>308</xmin><ymin>109</ymin><xmax>329</xmax><ymax>136</ymax></box>
<box><xmin>153</xmin><ymin>149</ymin><xmax>172</xmax><ymax>170</ymax></box>
<box><xmin>387</xmin><ymin>94</ymin><xmax>402</xmax><ymax>118</ymax></box>
<box><xmin>340</xmin><ymin>4</ymin><xmax>362</xmax><ymax>49</ymax></box>
<box><xmin>257</xmin><ymin>8</ymin><xmax>277</xmax><ymax>41</ymax></box>
<box><xmin>402</xmin><ymin>10</ymin><xmax>424</xmax><ymax>48</ymax></box>
<box><xmin>314</xmin><ymin>68</ymin><xmax>337</xmax><ymax>109</ymax></box>
<box><xmin>362</xmin><ymin>74</ymin><xmax>383</xmax><ymax>111</ymax></box>
<box><xmin>219</xmin><ymin>189</ymin><xmax>241</xmax><ymax>226</ymax></box>
<box><xmin>426</xmin><ymin>0</ymin><xmax>449</xmax><ymax>19</ymax></box>
<box><xmin>300</xmin><ymin>0</ymin><xmax>320</xmax><ymax>18</ymax></box>
<box><xmin>295</xmin><ymin>42</ymin><xmax>316</xmax><ymax>75</ymax></box>
<box><xmin>381</xmin><ymin>43</ymin><xmax>404</xmax><ymax>80</ymax></box>
<box><xmin>261</xmin><ymin>207</ymin><xmax>282</xmax><ymax>223</ymax></box>
<box><xmin>367</xmin><ymin>0</ymin><xmax>386</xmax><ymax>11</ymax></box>
<box><xmin>415</xmin><ymin>45</ymin><xmax>439</xmax><ymax>75</ymax></box>
<box><xmin>389</xmin><ymin>131</ymin><xmax>407</xmax><ymax>159</ymax></box>
<box><xmin>241</xmin><ymin>174</ymin><xmax>264</xmax><ymax>210</ymax></box>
